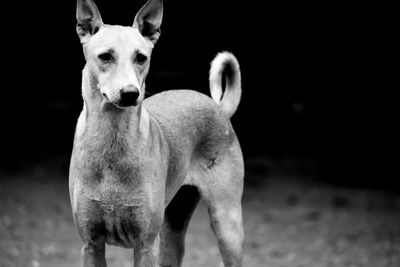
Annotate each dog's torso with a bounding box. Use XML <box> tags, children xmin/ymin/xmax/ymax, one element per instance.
<box><xmin>144</xmin><ymin>90</ymin><xmax>239</xmax><ymax>196</ymax></box>
<box><xmin>69</xmin><ymin>89</ymin><xmax>240</xmax><ymax>248</ymax></box>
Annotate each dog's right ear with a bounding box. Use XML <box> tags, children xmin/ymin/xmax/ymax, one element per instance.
<box><xmin>76</xmin><ymin>0</ymin><xmax>103</xmax><ymax>42</ymax></box>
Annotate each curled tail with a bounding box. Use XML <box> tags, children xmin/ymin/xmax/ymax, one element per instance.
<box><xmin>209</xmin><ymin>51</ymin><xmax>242</xmax><ymax>118</ymax></box>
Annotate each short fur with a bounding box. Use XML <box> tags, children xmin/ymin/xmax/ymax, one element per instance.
<box><xmin>70</xmin><ymin>1</ymin><xmax>244</xmax><ymax>266</ymax></box>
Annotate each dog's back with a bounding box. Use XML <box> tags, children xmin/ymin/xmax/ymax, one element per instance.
<box><xmin>144</xmin><ymin>88</ymin><xmax>235</xmax><ymax>147</ymax></box>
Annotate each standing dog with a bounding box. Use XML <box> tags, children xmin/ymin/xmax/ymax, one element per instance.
<box><xmin>69</xmin><ymin>0</ymin><xmax>244</xmax><ymax>266</ymax></box>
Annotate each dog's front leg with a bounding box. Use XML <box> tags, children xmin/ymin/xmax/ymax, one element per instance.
<box><xmin>81</xmin><ymin>237</ymin><xmax>107</xmax><ymax>267</ymax></box>
<box><xmin>134</xmin><ymin>235</ymin><xmax>160</xmax><ymax>267</ymax></box>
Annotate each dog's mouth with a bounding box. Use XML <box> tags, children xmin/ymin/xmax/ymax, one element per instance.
<box><xmin>112</xmin><ymin>101</ymin><xmax>138</xmax><ymax>109</ymax></box>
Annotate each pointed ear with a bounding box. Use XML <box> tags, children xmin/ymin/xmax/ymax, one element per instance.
<box><xmin>133</xmin><ymin>0</ymin><xmax>163</xmax><ymax>44</ymax></box>
<box><xmin>76</xmin><ymin>0</ymin><xmax>103</xmax><ymax>42</ymax></box>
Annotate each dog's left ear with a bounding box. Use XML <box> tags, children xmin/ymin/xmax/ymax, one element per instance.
<box><xmin>133</xmin><ymin>0</ymin><xmax>163</xmax><ymax>44</ymax></box>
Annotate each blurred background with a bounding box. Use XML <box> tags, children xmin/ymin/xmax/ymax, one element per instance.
<box><xmin>0</xmin><ymin>1</ymin><xmax>398</xmax><ymax>266</ymax></box>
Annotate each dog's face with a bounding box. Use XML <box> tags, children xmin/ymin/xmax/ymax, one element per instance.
<box><xmin>77</xmin><ymin>0</ymin><xmax>163</xmax><ymax>108</ymax></box>
<box><xmin>83</xmin><ymin>26</ymin><xmax>153</xmax><ymax>107</ymax></box>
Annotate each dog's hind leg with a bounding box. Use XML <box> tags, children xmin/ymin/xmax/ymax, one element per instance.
<box><xmin>205</xmin><ymin>197</ymin><xmax>243</xmax><ymax>267</ymax></box>
<box><xmin>197</xmin><ymin>147</ymin><xmax>244</xmax><ymax>267</ymax></box>
<box><xmin>158</xmin><ymin>185</ymin><xmax>201</xmax><ymax>267</ymax></box>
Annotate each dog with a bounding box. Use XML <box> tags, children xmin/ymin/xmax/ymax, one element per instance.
<box><xmin>69</xmin><ymin>0</ymin><xmax>244</xmax><ymax>266</ymax></box>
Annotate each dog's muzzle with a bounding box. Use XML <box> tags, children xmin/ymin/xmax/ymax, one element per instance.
<box><xmin>103</xmin><ymin>85</ymin><xmax>140</xmax><ymax>108</ymax></box>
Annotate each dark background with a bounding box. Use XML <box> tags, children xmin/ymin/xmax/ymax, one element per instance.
<box><xmin>0</xmin><ymin>0</ymin><xmax>396</xmax><ymax>188</ymax></box>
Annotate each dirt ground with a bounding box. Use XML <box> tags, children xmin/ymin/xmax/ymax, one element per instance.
<box><xmin>1</xmin><ymin>158</ymin><xmax>399</xmax><ymax>267</ymax></box>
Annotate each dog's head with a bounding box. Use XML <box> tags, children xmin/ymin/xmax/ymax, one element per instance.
<box><xmin>76</xmin><ymin>0</ymin><xmax>163</xmax><ymax>108</ymax></box>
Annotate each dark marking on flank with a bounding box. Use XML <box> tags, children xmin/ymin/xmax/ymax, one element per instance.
<box><xmin>206</xmin><ymin>156</ymin><xmax>217</xmax><ymax>169</ymax></box>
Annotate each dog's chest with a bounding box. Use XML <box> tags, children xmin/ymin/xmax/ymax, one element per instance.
<box><xmin>74</xmin><ymin>182</ymin><xmax>153</xmax><ymax>248</ymax></box>
<box><xmin>102</xmin><ymin>202</ymin><xmax>143</xmax><ymax>247</ymax></box>
<box><xmin>70</xmin><ymin>112</ymin><xmax>167</xmax><ymax>247</ymax></box>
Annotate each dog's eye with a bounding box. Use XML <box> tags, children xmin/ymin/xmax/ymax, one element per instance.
<box><xmin>98</xmin><ymin>52</ymin><xmax>113</xmax><ymax>63</ymax></box>
<box><xmin>136</xmin><ymin>53</ymin><xmax>148</xmax><ymax>65</ymax></box>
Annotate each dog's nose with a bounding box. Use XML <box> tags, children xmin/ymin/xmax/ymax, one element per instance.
<box><xmin>119</xmin><ymin>87</ymin><xmax>140</xmax><ymax>107</ymax></box>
